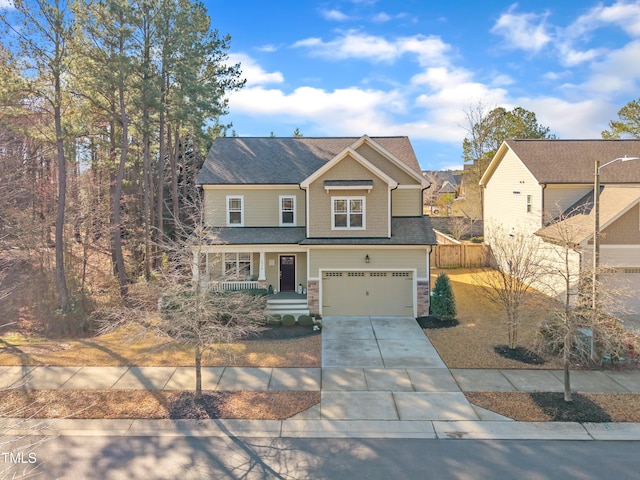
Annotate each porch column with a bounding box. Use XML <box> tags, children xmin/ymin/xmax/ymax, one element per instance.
<box><xmin>192</xmin><ymin>250</ymin><xmax>199</xmax><ymax>283</ymax></box>
<box><xmin>258</xmin><ymin>251</ymin><xmax>266</xmax><ymax>281</ymax></box>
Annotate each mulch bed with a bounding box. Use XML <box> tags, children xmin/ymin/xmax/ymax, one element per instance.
<box><xmin>493</xmin><ymin>345</ymin><xmax>546</xmax><ymax>365</ymax></box>
<box><xmin>416</xmin><ymin>316</ymin><xmax>459</xmax><ymax>329</ymax></box>
<box><xmin>466</xmin><ymin>391</ymin><xmax>640</xmax><ymax>422</ymax></box>
<box><xmin>0</xmin><ymin>390</ymin><xmax>320</xmax><ymax>420</ymax></box>
<box><xmin>247</xmin><ymin>325</ymin><xmax>321</xmax><ymax>341</ymax></box>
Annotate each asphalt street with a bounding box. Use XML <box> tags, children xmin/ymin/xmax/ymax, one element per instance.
<box><xmin>5</xmin><ymin>436</ymin><xmax>639</xmax><ymax>480</ymax></box>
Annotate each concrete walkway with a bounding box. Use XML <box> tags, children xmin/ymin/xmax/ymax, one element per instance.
<box><xmin>2</xmin><ymin>315</ymin><xmax>640</xmax><ymax>439</ymax></box>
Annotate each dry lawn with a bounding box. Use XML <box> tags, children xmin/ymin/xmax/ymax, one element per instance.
<box><xmin>425</xmin><ymin>268</ymin><xmax>563</xmax><ymax>369</ymax></box>
<box><xmin>0</xmin><ymin>389</ymin><xmax>320</xmax><ymax>420</ymax></box>
<box><xmin>0</xmin><ymin>324</ymin><xmax>321</xmax><ymax>368</ymax></box>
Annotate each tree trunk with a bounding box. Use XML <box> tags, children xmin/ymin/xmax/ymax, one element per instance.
<box><xmin>112</xmin><ymin>33</ymin><xmax>129</xmax><ymax>298</ymax></box>
<box><xmin>170</xmin><ymin>126</ymin><xmax>180</xmax><ymax>236</ymax></box>
<box><xmin>195</xmin><ymin>343</ymin><xmax>203</xmax><ymax>401</ymax></box>
<box><xmin>564</xmin><ymin>357</ymin><xmax>573</xmax><ymax>402</ymax></box>
<box><xmin>53</xmin><ymin>73</ymin><xmax>70</xmax><ymax>312</ymax></box>
<box><xmin>142</xmin><ymin>9</ymin><xmax>152</xmax><ymax>281</ymax></box>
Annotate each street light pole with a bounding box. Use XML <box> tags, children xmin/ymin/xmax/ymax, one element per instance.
<box><xmin>592</xmin><ymin>155</ymin><xmax>640</xmax><ymax>310</ymax></box>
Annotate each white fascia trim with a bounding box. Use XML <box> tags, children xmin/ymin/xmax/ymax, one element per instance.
<box><xmin>396</xmin><ymin>184</ymin><xmax>423</xmax><ymax>189</ymax></box>
<box><xmin>320</xmin><ymin>268</ymin><xmax>418</xmax><ymax>273</ymax></box>
<box><xmin>350</xmin><ymin>135</ymin><xmax>428</xmax><ymax>187</ymax></box>
<box><xmin>199</xmin><ymin>245</ymin><xmax>308</xmax><ymax>253</ymax></box>
<box><xmin>300</xmin><ymin>147</ymin><xmax>398</xmax><ymax>188</ymax></box>
<box><xmin>203</xmin><ymin>184</ymin><xmax>299</xmax><ymax>190</ymax></box>
<box><xmin>324</xmin><ymin>185</ymin><xmax>372</xmax><ymax>192</ymax></box>
<box><xmin>307</xmin><ymin>245</ymin><xmax>432</xmax><ymax>250</ymax></box>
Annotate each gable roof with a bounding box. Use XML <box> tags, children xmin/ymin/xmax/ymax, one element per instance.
<box><xmin>535</xmin><ymin>186</ymin><xmax>640</xmax><ymax>245</ymax></box>
<box><xmin>299</xmin><ymin>146</ymin><xmax>397</xmax><ymax>189</ymax></box>
<box><xmin>197</xmin><ymin>136</ymin><xmax>422</xmax><ymax>185</ymax></box>
<box><xmin>481</xmin><ymin>139</ymin><xmax>640</xmax><ymax>186</ymax></box>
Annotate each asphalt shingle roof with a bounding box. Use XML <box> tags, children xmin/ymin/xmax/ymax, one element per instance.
<box><xmin>535</xmin><ymin>186</ymin><xmax>640</xmax><ymax>244</ymax></box>
<box><xmin>504</xmin><ymin>139</ymin><xmax>640</xmax><ymax>184</ymax></box>
<box><xmin>197</xmin><ymin>136</ymin><xmax>421</xmax><ymax>185</ymax></box>
<box><xmin>300</xmin><ymin>216</ymin><xmax>437</xmax><ymax>245</ymax></box>
<box><xmin>202</xmin><ymin>227</ymin><xmax>306</xmax><ymax>245</ymax></box>
<box><xmin>202</xmin><ymin>217</ymin><xmax>436</xmax><ymax>246</ymax></box>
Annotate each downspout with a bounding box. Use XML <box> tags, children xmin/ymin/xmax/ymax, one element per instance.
<box><xmin>540</xmin><ymin>183</ymin><xmax>547</xmax><ymax>227</ymax></box>
<box><xmin>388</xmin><ymin>183</ymin><xmax>399</xmax><ymax>238</ymax></box>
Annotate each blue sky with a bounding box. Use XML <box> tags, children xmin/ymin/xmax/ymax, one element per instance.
<box><xmin>203</xmin><ymin>0</ymin><xmax>640</xmax><ymax>171</ymax></box>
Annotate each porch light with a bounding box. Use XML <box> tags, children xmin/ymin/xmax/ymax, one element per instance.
<box><xmin>365</xmin><ymin>254</ymin><xmax>370</xmax><ymax>264</ymax></box>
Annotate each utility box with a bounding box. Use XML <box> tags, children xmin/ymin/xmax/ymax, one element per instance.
<box><xmin>576</xmin><ymin>328</ymin><xmax>594</xmax><ymax>360</ymax></box>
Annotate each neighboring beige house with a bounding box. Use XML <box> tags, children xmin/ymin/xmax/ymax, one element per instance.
<box><xmin>480</xmin><ymin>139</ymin><xmax>640</xmax><ymax>316</ymax></box>
<box><xmin>195</xmin><ymin>135</ymin><xmax>436</xmax><ymax>317</ymax></box>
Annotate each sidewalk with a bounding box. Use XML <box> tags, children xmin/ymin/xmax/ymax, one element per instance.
<box><xmin>2</xmin><ymin>315</ymin><xmax>640</xmax><ymax>440</ymax></box>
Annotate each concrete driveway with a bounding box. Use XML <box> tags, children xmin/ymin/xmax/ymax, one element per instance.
<box><xmin>317</xmin><ymin>316</ymin><xmax>485</xmax><ymax>422</ymax></box>
<box><xmin>322</xmin><ymin>316</ymin><xmax>446</xmax><ymax>368</ymax></box>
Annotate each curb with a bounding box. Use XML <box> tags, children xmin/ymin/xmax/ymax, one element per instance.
<box><xmin>3</xmin><ymin>418</ymin><xmax>640</xmax><ymax>440</ymax></box>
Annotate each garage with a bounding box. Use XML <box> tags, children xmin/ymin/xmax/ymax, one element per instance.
<box><xmin>321</xmin><ymin>270</ymin><xmax>414</xmax><ymax>316</ymax></box>
<box><xmin>602</xmin><ymin>268</ymin><xmax>640</xmax><ymax>316</ymax></box>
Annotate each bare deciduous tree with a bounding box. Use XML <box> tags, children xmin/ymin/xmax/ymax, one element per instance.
<box><xmin>477</xmin><ymin>224</ymin><xmax>549</xmax><ymax>349</ymax></box>
<box><xmin>156</xmin><ymin>192</ymin><xmax>266</xmax><ymax>400</ymax></box>
<box><xmin>535</xmin><ymin>206</ymin><xmax>637</xmax><ymax>401</ymax></box>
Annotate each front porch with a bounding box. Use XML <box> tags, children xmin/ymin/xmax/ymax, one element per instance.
<box><xmin>195</xmin><ymin>248</ymin><xmax>308</xmax><ymax>295</ymax></box>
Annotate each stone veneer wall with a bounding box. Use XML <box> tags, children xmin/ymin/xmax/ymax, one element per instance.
<box><xmin>307</xmin><ymin>280</ymin><xmax>319</xmax><ymax>315</ymax></box>
<box><xmin>417</xmin><ymin>280</ymin><xmax>430</xmax><ymax>317</ymax></box>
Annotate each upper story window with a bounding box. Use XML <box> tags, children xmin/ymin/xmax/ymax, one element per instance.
<box><xmin>280</xmin><ymin>195</ymin><xmax>296</xmax><ymax>226</ymax></box>
<box><xmin>226</xmin><ymin>195</ymin><xmax>244</xmax><ymax>226</ymax></box>
<box><xmin>332</xmin><ymin>197</ymin><xmax>365</xmax><ymax>230</ymax></box>
<box><xmin>526</xmin><ymin>194</ymin><xmax>533</xmax><ymax>213</ymax></box>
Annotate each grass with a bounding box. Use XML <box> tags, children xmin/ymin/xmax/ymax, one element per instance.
<box><xmin>0</xmin><ymin>389</ymin><xmax>320</xmax><ymax>420</ymax></box>
<box><xmin>0</xmin><ymin>323</ymin><xmax>321</xmax><ymax>368</ymax></box>
<box><xmin>424</xmin><ymin>268</ymin><xmax>563</xmax><ymax>369</ymax></box>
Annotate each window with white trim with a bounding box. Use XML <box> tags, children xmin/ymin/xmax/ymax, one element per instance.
<box><xmin>224</xmin><ymin>253</ymin><xmax>251</xmax><ymax>279</ymax></box>
<box><xmin>526</xmin><ymin>194</ymin><xmax>533</xmax><ymax>213</ymax></box>
<box><xmin>332</xmin><ymin>197</ymin><xmax>365</xmax><ymax>229</ymax></box>
<box><xmin>226</xmin><ymin>195</ymin><xmax>243</xmax><ymax>226</ymax></box>
<box><xmin>280</xmin><ymin>195</ymin><xmax>296</xmax><ymax>226</ymax></box>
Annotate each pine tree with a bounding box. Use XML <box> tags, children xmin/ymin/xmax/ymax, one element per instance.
<box><xmin>430</xmin><ymin>273</ymin><xmax>456</xmax><ymax>321</ymax></box>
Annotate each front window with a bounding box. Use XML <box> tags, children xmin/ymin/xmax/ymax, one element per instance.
<box><xmin>332</xmin><ymin>197</ymin><xmax>365</xmax><ymax>229</ymax></box>
<box><xmin>224</xmin><ymin>253</ymin><xmax>251</xmax><ymax>280</ymax></box>
<box><xmin>526</xmin><ymin>194</ymin><xmax>532</xmax><ymax>213</ymax></box>
<box><xmin>280</xmin><ymin>196</ymin><xmax>295</xmax><ymax>225</ymax></box>
<box><xmin>227</xmin><ymin>196</ymin><xmax>243</xmax><ymax>226</ymax></box>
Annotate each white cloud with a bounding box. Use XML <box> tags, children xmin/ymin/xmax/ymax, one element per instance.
<box><xmin>228</xmin><ymin>53</ymin><xmax>284</xmax><ymax>86</ymax></box>
<box><xmin>491</xmin><ymin>5</ymin><xmax>552</xmax><ymax>53</ymax></box>
<box><xmin>556</xmin><ymin>1</ymin><xmax>640</xmax><ymax>66</ymax></box>
<box><xmin>256</xmin><ymin>44</ymin><xmax>278</xmax><ymax>53</ymax></box>
<box><xmin>518</xmin><ymin>96</ymin><xmax>609</xmax><ymax>138</ymax></box>
<box><xmin>321</xmin><ymin>9</ymin><xmax>351</xmax><ymax>21</ymax></box>
<box><xmin>582</xmin><ymin>39</ymin><xmax>640</xmax><ymax>95</ymax></box>
<box><xmin>292</xmin><ymin>30</ymin><xmax>450</xmax><ymax>67</ymax></box>
<box><xmin>0</xmin><ymin>0</ymin><xmax>15</xmax><ymax>9</ymax></box>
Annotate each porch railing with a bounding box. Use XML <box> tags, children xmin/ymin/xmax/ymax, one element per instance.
<box><xmin>209</xmin><ymin>280</ymin><xmax>261</xmax><ymax>291</ymax></box>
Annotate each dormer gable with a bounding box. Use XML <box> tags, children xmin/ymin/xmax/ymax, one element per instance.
<box><xmin>300</xmin><ymin>146</ymin><xmax>397</xmax><ymax>189</ymax></box>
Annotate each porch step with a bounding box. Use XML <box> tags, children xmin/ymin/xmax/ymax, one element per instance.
<box><xmin>264</xmin><ymin>309</ymin><xmax>310</xmax><ymax>319</ymax></box>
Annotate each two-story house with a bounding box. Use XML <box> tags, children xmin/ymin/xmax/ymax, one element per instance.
<box><xmin>195</xmin><ymin>135</ymin><xmax>436</xmax><ymax>317</ymax></box>
<box><xmin>480</xmin><ymin>139</ymin><xmax>640</xmax><ymax>317</ymax></box>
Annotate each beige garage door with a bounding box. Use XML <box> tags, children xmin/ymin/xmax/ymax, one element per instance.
<box><xmin>322</xmin><ymin>271</ymin><xmax>414</xmax><ymax>316</ymax></box>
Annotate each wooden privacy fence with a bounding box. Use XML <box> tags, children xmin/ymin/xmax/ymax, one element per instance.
<box><xmin>432</xmin><ymin>243</ymin><xmax>491</xmax><ymax>268</ymax></box>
